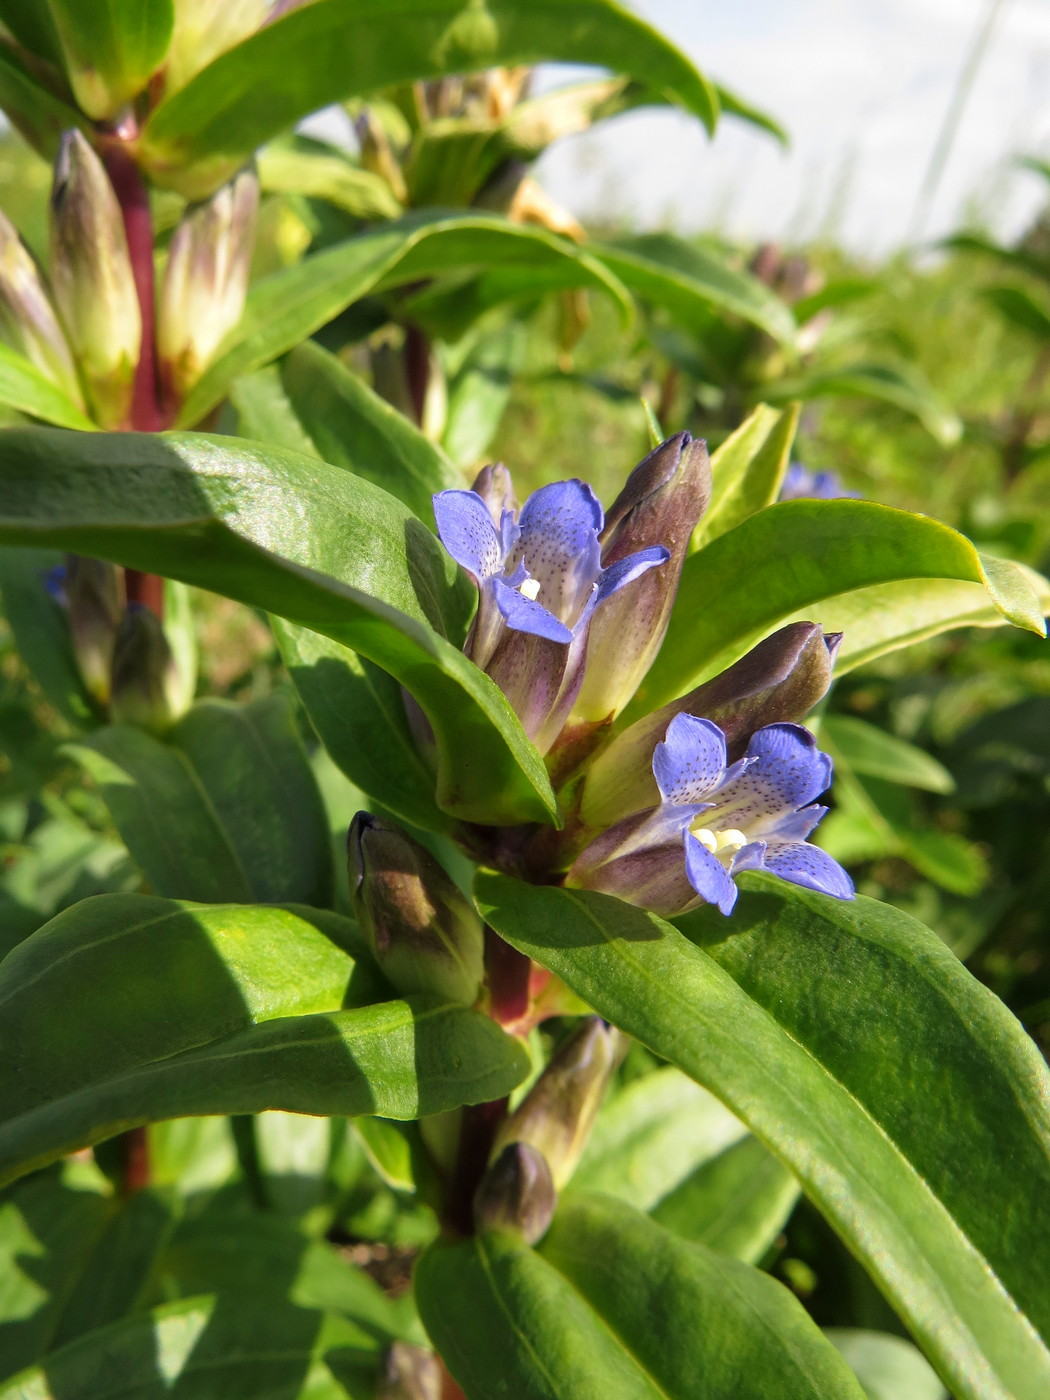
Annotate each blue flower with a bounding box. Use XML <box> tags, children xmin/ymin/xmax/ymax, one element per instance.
<box><xmin>569</xmin><ymin>714</ymin><xmax>853</xmax><ymax>916</ymax></box>
<box><xmin>434</xmin><ymin>475</ymin><xmax>668</xmax><ymax>751</ymax></box>
<box><xmin>779</xmin><ymin>463</ymin><xmax>860</xmax><ymax>502</ymax></box>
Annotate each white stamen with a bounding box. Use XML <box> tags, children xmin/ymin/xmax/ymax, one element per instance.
<box><xmin>519</xmin><ymin>578</ymin><xmax>541</xmax><ymax>601</ymax></box>
<box><xmin>693</xmin><ymin>825</ymin><xmax>749</xmax><ymax>857</ymax></box>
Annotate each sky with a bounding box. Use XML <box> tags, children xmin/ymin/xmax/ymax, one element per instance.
<box><xmin>532</xmin><ymin>0</ymin><xmax>1050</xmax><ymax>256</ymax></box>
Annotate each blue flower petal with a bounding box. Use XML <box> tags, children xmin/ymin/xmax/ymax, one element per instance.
<box><xmin>433</xmin><ymin>490</ymin><xmax>503</xmax><ymax>581</ymax></box>
<box><xmin>595</xmin><ymin>545</ymin><xmax>670</xmax><ymax>604</ymax></box>
<box><xmin>511</xmin><ymin>480</ymin><xmax>604</xmax><ymax>624</ymax></box>
<box><xmin>707</xmin><ymin>723</ymin><xmax>832</xmax><ymax>830</ymax></box>
<box><xmin>492</xmin><ymin>576</ymin><xmax>573</xmax><ymax>643</ymax></box>
<box><xmin>762</xmin><ymin>839</ymin><xmax>854</xmax><ymax>899</ymax></box>
<box><xmin>653</xmin><ymin>713</ymin><xmax>728</xmax><ymax>804</ymax></box>
<box><xmin>684</xmin><ymin>832</ymin><xmax>738</xmax><ymax>914</ymax></box>
<box><xmin>764</xmin><ymin>803</ymin><xmax>827</xmax><ymax>842</ymax></box>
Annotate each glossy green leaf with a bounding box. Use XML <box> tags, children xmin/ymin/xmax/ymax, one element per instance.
<box><xmin>274</xmin><ymin>620</ymin><xmax>448</xmax><ymax>832</ymax></box>
<box><xmin>230</xmin><ymin>363</ymin><xmax>320</xmax><ymax>460</ymax></box>
<box><xmin>825</xmin><ymin>1330</ymin><xmax>947</xmax><ymax>1400</ymax></box>
<box><xmin>0</xmin><ymin>1294</ymin><xmax>383</xmax><ymax>1400</ymax></box>
<box><xmin>46</xmin><ymin>0</ymin><xmax>174</xmax><ymax>121</ymax></box>
<box><xmin>573</xmin><ymin>1066</ymin><xmax>746</xmax><ymax>1211</ymax></box>
<box><xmin>0</xmin><ymin>44</ymin><xmax>84</xmax><ymax>160</ymax></box>
<box><xmin>258</xmin><ymin>138</ymin><xmax>403</xmax><ymax>222</ymax></box>
<box><xmin>417</xmin><ymin>1192</ymin><xmax>865</xmax><ymax>1400</ymax></box>
<box><xmin>0</xmin><ymin>1</ymin><xmax>61</xmax><ymax>65</ymax></box>
<box><xmin>139</xmin><ymin>0</ymin><xmax>718</xmax><ymax>196</ymax></box>
<box><xmin>982</xmin><ymin>284</ymin><xmax>1050</xmax><ymax>340</ymax></box>
<box><xmin>0</xmin><ymin>893</ymin><xmax>530</xmax><ymax>1186</ymax></box>
<box><xmin>0</xmin><ymin>428</ymin><xmax>557</xmax><ymax>825</ymax></box>
<box><xmin>0</xmin><ymin>344</ymin><xmax>96</xmax><ymax>431</ymax></box>
<box><xmin>178</xmin><ymin>213</ymin><xmax>630</xmax><ymax>428</ymax></box>
<box><xmin>0</xmin><ymin>545</ymin><xmax>95</xmax><ymax>726</ymax></box>
<box><xmin>764</xmin><ymin>362</ymin><xmax>962</xmax><ymax>445</ymax></box>
<box><xmin>630</xmin><ymin>500</ymin><xmax>1047</xmax><ymax>716</ymax></box>
<box><xmin>279</xmin><ymin>340</ymin><xmax>459</xmax><ymax>520</ymax></box>
<box><xmin>67</xmin><ymin>694</ymin><xmax>333</xmax><ymax>905</ymax></box>
<box><xmin>593</xmin><ymin>232</ymin><xmax>798</xmax><ymax>346</ymax></box>
<box><xmin>651</xmin><ymin>1134</ymin><xmax>800</xmax><ymax>1264</ymax></box>
<box><xmin>821</xmin><ymin>715</ymin><xmax>955</xmax><ymax>793</ymax></box>
<box><xmin>693</xmin><ymin>400</ymin><xmax>798</xmax><ymax>545</ymax></box>
<box><xmin>476</xmin><ymin>873</ymin><xmax>1050</xmax><ymax>1400</ymax></box>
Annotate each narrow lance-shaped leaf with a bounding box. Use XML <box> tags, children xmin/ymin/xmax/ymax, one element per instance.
<box><xmin>138</xmin><ymin>0</ymin><xmax>719</xmax><ymax>197</ymax></box>
<box><xmin>0</xmin><ymin>343</ymin><xmax>97</xmax><ymax>431</ymax></box>
<box><xmin>0</xmin><ymin>428</ymin><xmax>557</xmax><ymax>825</ymax></box>
<box><xmin>476</xmin><ymin>872</ymin><xmax>1050</xmax><ymax>1400</ymax></box>
<box><xmin>47</xmin><ymin>0</ymin><xmax>174</xmax><ymax>121</ymax></box>
<box><xmin>0</xmin><ymin>894</ymin><xmax>530</xmax><ymax>1187</ymax></box>
<box><xmin>693</xmin><ymin>400</ymin><xmax>798</xmax><ymax>546</ymax></box>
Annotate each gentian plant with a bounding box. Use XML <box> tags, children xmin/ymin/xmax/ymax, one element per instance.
<box><xmin>0</xmin><ymin>6</ymin><xmax>1049</xmax><ymax>1400</ymax></box>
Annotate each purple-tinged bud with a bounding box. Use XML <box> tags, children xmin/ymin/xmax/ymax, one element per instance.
<box><xmin>109</xmin><ymin>603</ymin><xmax>182</xmax><ymax>733</ymax></box>
<box><xmin>567</xmin><ymin>809</ymin><xmax>698</xmax><ymax>917</ymax></box>
<box><xmin>470</xmin><ymin>461</ymin><xmax>518</xmax><ymax>525</ymax></box>
<box><xmin>474</xmin><ymin>1142</ymin><xmax>556</xmax><ymax>1244</ymax></box>
<box><xmin>379</xmin><ymin>1342</ymin><xmax>442</xmax><ymax>1400</ymax></box>
<box><xmin>569</xmin><ymin>433</ymin><xmax>712</xmax><ymax>726</ymax></box>
<box><xmin>49</xmin><ymin>131</ymin><xmax>140</xmax><ymax>429</ymax></box>
<box><xmin>580</xmin><ymin>622</ymin><xmax>839</xmax><ymax>831</ymax></box>
<box><xmin>157</xmin><ymin>166</ymin><xmax>259</xmax><ymax>406</ymax></box>
<box><xmin>66</xmin><ymin>554</ymin><xmax>123</xmax><ymax>707</ymax></box>
<box><xmin>0</xmin><ymin>210</ymin><xmax>83</xmax><ymax>409</ymax></box>
<box><xmin>490</xmin><ymin>1018</ymin><xmax>620</xmax><ymax>1189</ymax></box>
<box><xmin>348</xmin><ymin>813</ymin><xmax>485</xmax><ymax>1006</ymax></box>
<box><xmin>164</xmin><ymin>0</ymin><xmax>269</xmax><ymax>98</ymax></box>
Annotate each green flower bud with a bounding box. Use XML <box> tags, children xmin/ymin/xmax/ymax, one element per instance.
<box><xmin>49</xmin><ymin>131</ymin><xmax>140</xmax><ymax>429</ymax></box>
<box><xmin>473</xmin><ymin>1142</ymin><xmax>556</xmax><ymax>1245</ymax></box>
<box><xmin>348</xmin><ymin>814</ymin><xmax>485</xmax><ymax>1006</ymax></box>
<box><xmin>163</xmin><ymin>0</ymin><xmax>269</xmax><ymax>98</ymax></box>
<box><xmin>65</xmin><ymin>554</ymin><xmax>123</xmax><ymax>707</ymax></box>
<box><xmin>580</xmin><ymin>622</ymin><xmax>840</xmax><ymax>832</ymax></box>
<box><xmin>157</xmin><ymin>165</ymin><xmax>259</xmax><ymax>406</ymax></box>
<box><xmin>109</xmin><ymin>604</ymin><xmax>182</xmax><ymax>733</ymax></box>
<box><xmin>0</xmin><ymin>209</ymin><xmax>83</xmax><ymax>408</ymax></box>
<box><xmin>569</xmin><ymin>433</ymin><xmax>712</xmax><ymax>727</ymax></box>
<box><xmin>490</xmin><ymin>1018</ymin><xmax>619</xmax><ymax>1189</ymax></box>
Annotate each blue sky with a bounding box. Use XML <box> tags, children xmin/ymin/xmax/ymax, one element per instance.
<box><xmin>534</xmin><ymin>0</ymin><xmax>1050</xmax><ymax>255</ymax></box>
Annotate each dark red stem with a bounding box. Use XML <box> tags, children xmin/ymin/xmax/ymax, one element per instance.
<box><xmin>445</xmin><ymin>1096</ymin><xmax>507</xmax><ymax>1236</ymax></box>
<box><xmin>121</xmin><ymin>1124</ymin><xmax>151</xmax><ymax>1194</ymax></box>
<box><xmin>485</xmin><ymin>925</ymin><xmax>533</xmax><ymax>1028</ymax></box>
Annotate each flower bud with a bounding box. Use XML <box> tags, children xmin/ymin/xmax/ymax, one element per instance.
<box><xmin>0</xmin><ymin>210</ymin><xmax>83</xmax><ymax>408</ymax></box>
<box><xmin>580</xmin><ymin>622</ymin><xmax>839</xmax><ymax>832</ymax></box>
<box><xmin>470</xmin><ymin>461</ymin><xmax>517</xmax><ymax>524</ymax></box>
<box><xmin>348</xmin><ymin>813</ymin><xmax>485</xmax><ymax>1006</ymax></box>
<box><xmin>164</xmin><ymin>0</ymin><xmax>269</xmax><ymax>98</ymax></box>
<box><xmin>379</xmin><ymin>1342</ymin><xmax>442</xmax><ymax>1400</ymax></box>
<box><xmin>355</xmin><ymin>108</ymin><xmax>408</xmax><ymax>204</ymax></box>
<box><xmin>65</xmin><ymin>554</ymin><xmax>123</xmax><ymax>707</ymax></box>
<box><xmin>490</xmin><ymin>1018</ymin><xmax>619</xmax><ymax>1189</ymax></box>
<box><xmin>49</xmin><ymin>131</ymin><xmax>140</xmax><ymax>429</ymax></box>
<box><xmin>109</xmin><ymin>603</ymin><xmax>182</xmax><ymax>733</ymax></box>
<box><xmin>570</xmin><ymin>433</ymin><xmax>712</xmax><ymax>726</ymax></box>
<box><xmin>473</xmin><ymin>1142</ymin><xmax>556</xmax><ymax>1244</ymax></box>
<box><xmin>157</xmin><ymin>166</ymin><xmax>259</xmax><ymax>406</ymax></box>
<box><xmin>567</xmin><ymin>809</ymin><xmax>699</xmax><ymax>917</ymax></box>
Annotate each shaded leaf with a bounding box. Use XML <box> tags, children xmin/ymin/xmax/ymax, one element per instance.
<box><xmin>821</xmin><ymin>715</ymin><xmax>955</xmax><ymax>793</ymax></box>
<box><xmin>0</xmin><ymin>344</ymin><xmax>96</xmax><ymax>431</ymax></box>
<box><xmin>764</xmin><ymin>362</ymin><xmax>961</xmax><ymax>445</ymax></box>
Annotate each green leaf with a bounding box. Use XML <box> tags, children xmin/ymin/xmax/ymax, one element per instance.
<box><xmin>0</xmin><ymin>428</ymin><xmax>557</xmax><ymax>825</ymax></box>
<box><xmin>982</xmin><ymin>284</ymin><xmax>1050</xmax><ymax>340</ymax></box>
<box><xmin>573</xmin><ymin>1066</ymin><xmax>746</xmax><ymax>1211</ymax></box>
<box><xmin>712</xmin><ymin>80</ymin><xmax>788</xmax><ymax>144</ymax></box>
<box><xmin>0</xmin><ymin>893</ymin><xmax>529</xmax><ymax>1186</ymax></box>
<box><xmin>66</xmin><ymin>694</ymin><xmax>333</xmax><ymax>905</ymax></box>
<box><xmin>941</xmin><ymin>232</ymin><xmax>1049</xmax><ymax>283</ymax></box>
<box><xmin>0</xmin><ymin>1294</ymin><xmax>386</xmax><ymax>1400</ymax></box>
<box><xmin>763</xmin><ymin>362</ymin><xmax>962</xmax><ymax>446</ymax></box>
<box><xmin>46</xmin><ymin>0</ymin><xmax>173</xmax><ymax>121</ymax></box>
<box><xmin>476</xmin><ymin>873</ymin><xmax>1050</xmax><ymax>1400</ymax></box>
<box><xmin>230</xmin><ymin>363</ymin><xmax>321</xmax><ymax>460</ymax></box>
<box><xmin>279</xmin><ymin>340</ymin><xmax>460</xmax><ymax>520</ymax></box>
<box><xmin>178</xmin><ymin>212</ymin><xmax>631</xmax><ymax>427</ymax></box>
<box><xmin>0</xmin><ymin>344</ymin><xmax>96</xmax><ymax>431</ymax></box>
<box><xmin>825</xmin><ymin>1330</ymin><xmax>947</xmax><ymax>1400</ymax></box>
<box><xmin>630</xmin><ymin>500</ymin><xmax>1047</xmax><ymax>717</ymax></box>
<box><xmin>821</xmin><ymin>715</ymin><xmax>955</xmax><ymax>793</ymax></box>
<box><xmin>258</xmin><ymin>136</ymin><xmax>404</xmax><ymax>222</ymax></box>
<box><xmin>139</xmin><ymin>0</ymin><xmax>718</xmax><ymax>196</ymax></box>
<box><xmin>593</xmin><ymin>232</ymin><xmax>798</xmax><ymax>346</ymax></box>
<box><xmin>0</xmin><ymin>545</ymin><xmax>95</xmax><ymax>726</ymax></box>
<box><xmin>274</xmin><ymin>620</ymin><xmax>449</xmax><ymax>832</ymax></box>
<box><xmin>0</xmin><ymin>43</ymin><xmax>85</xmax><ymax>160</ymax></box>
<box><xmin>417</xmin><ymin>1192</ymin><xmax>865</xmax><ymax>1399</ymax></box>
<box><xmin>693</xmin><ymin>400</ymin><xmax>798</xmax><ymax>545</ymax></box>
<box><xmin>651</xmin><ymin>1134</ymin><xmax>800</xmax><ymax>1264</ymax></box>
<box><xmin>0</xmin><ymin>0</ymin><xmax>61</xmax><ymax>65</ymax></box>
<box><xmin>442</xmin><ymin>321</ymin><xmax>526</xmax><ymax>469</ymax></box>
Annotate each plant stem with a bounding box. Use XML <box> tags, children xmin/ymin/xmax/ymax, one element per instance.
<box><xmin>484</xmin><ymin>925</ymin><xmax>533</xmax><ymax>1027</ymax></box>
<box><xmin>121</xmin><ymin>1124</ymin><xmax>151</xmax><ymax>1194</ymax></box>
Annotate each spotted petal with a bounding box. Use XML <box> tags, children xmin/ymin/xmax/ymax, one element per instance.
<box><xmin>595</xmin><ymin>545</ymin><xmax>670</xmax><ymax>604</ymax></box>
<box><xmin>762</xmin><ymin>839</ymin><xmax>855</xmax><ymax>900</ymax></box>
<box><xmin>708</xmin><ymin>723</ymin><xmax>832</xmax><ymax>832</ymax></box>
<box><xmin>492</xmin><ymin>576</ymin><xmax>573</xmax><ymax>644</ymax></box>
<box><xmin>510</xmin><ymin>479</ymin><xmax>604</xmax><ymax>625</ymax></box>
<box><xmin>684</xmin><ymin>831</ymin><xmax>738</xmax><ymax>914</ymax></box>
<box><xmin>433</xmin><ymin>489</ymin><xmax>503</xmax><ymax>581</ymax></box>
<box><xmin>653</xmin><ymin>713</ymin><xmax>728</xmax><ymax>805</ymax></box>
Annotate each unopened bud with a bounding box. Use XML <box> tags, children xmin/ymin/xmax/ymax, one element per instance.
<box><xmin>474</xmin><ymin>1142</ymin><xmax>556</xmax><ymax>1244</ymax></box>
<box><xmin>470</xmin><ymin>462</ymin><xmax>517</xmax><ymax>525</ymax></box>
<box><xmin>355</xmin><ymin>109</ymin><xmax>408</xmax><ymax>204</ymax></box>
<box><xmin>49</xmin><ymin>131</ymin><xmax>140</xmax><ymax>429</ymax></box>
<box><xmin>580</xmin><ymin>622</ymin><xmax>839</xmax><ymax>831</ymax></box>
<box><xmin>109</xmin><ymin>604</ymin><xmax>181</xmax><ymax>732</ymax></box>
<box><xmin>570</xmin><ymin>434</ymin><xmax>712</xmax><ymax>725</ymax></box>
<box><xmin>490</xmin><ymin>1018</ymin><xmax>619</xmax><ymax>1189</ymax></box>
<box><xmin>65</xmin><ymin>554</ymin><xmax>123</xmax><ymax>707</ymax></box>
<box><xmin>157</xmin><ymin>166</ymin><xmax>259</xmax><ymax>406</ymax></box>
<box><xmin>164</xmin><ymin>0</ymin><xmax>269</xmax><ymax>97</ymax></box>
<box><xmin>0</xmin><ymin>210</ymin><xmax>83</xmax><ymax>408</ymax></box>
<box><xmin>379</xmin><ymin>1342</ymin><xmax>442</xmax><ymax>1400</ymax></box>
<box><xmin>347</xmin><ymin>813</ymin><xmax>485</xmax><ymax>1006</ymax></box>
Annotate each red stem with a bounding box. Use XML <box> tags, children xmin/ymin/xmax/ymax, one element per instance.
<box><xmin>484</xmin><ymin>926</ymin><xmax>533</xmax><ymax>1028</ymax></box>
<box><xmin>121</xmin><ymin>1124</ymin><xmax>151</xmax><ymax>1194</ymax></box>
